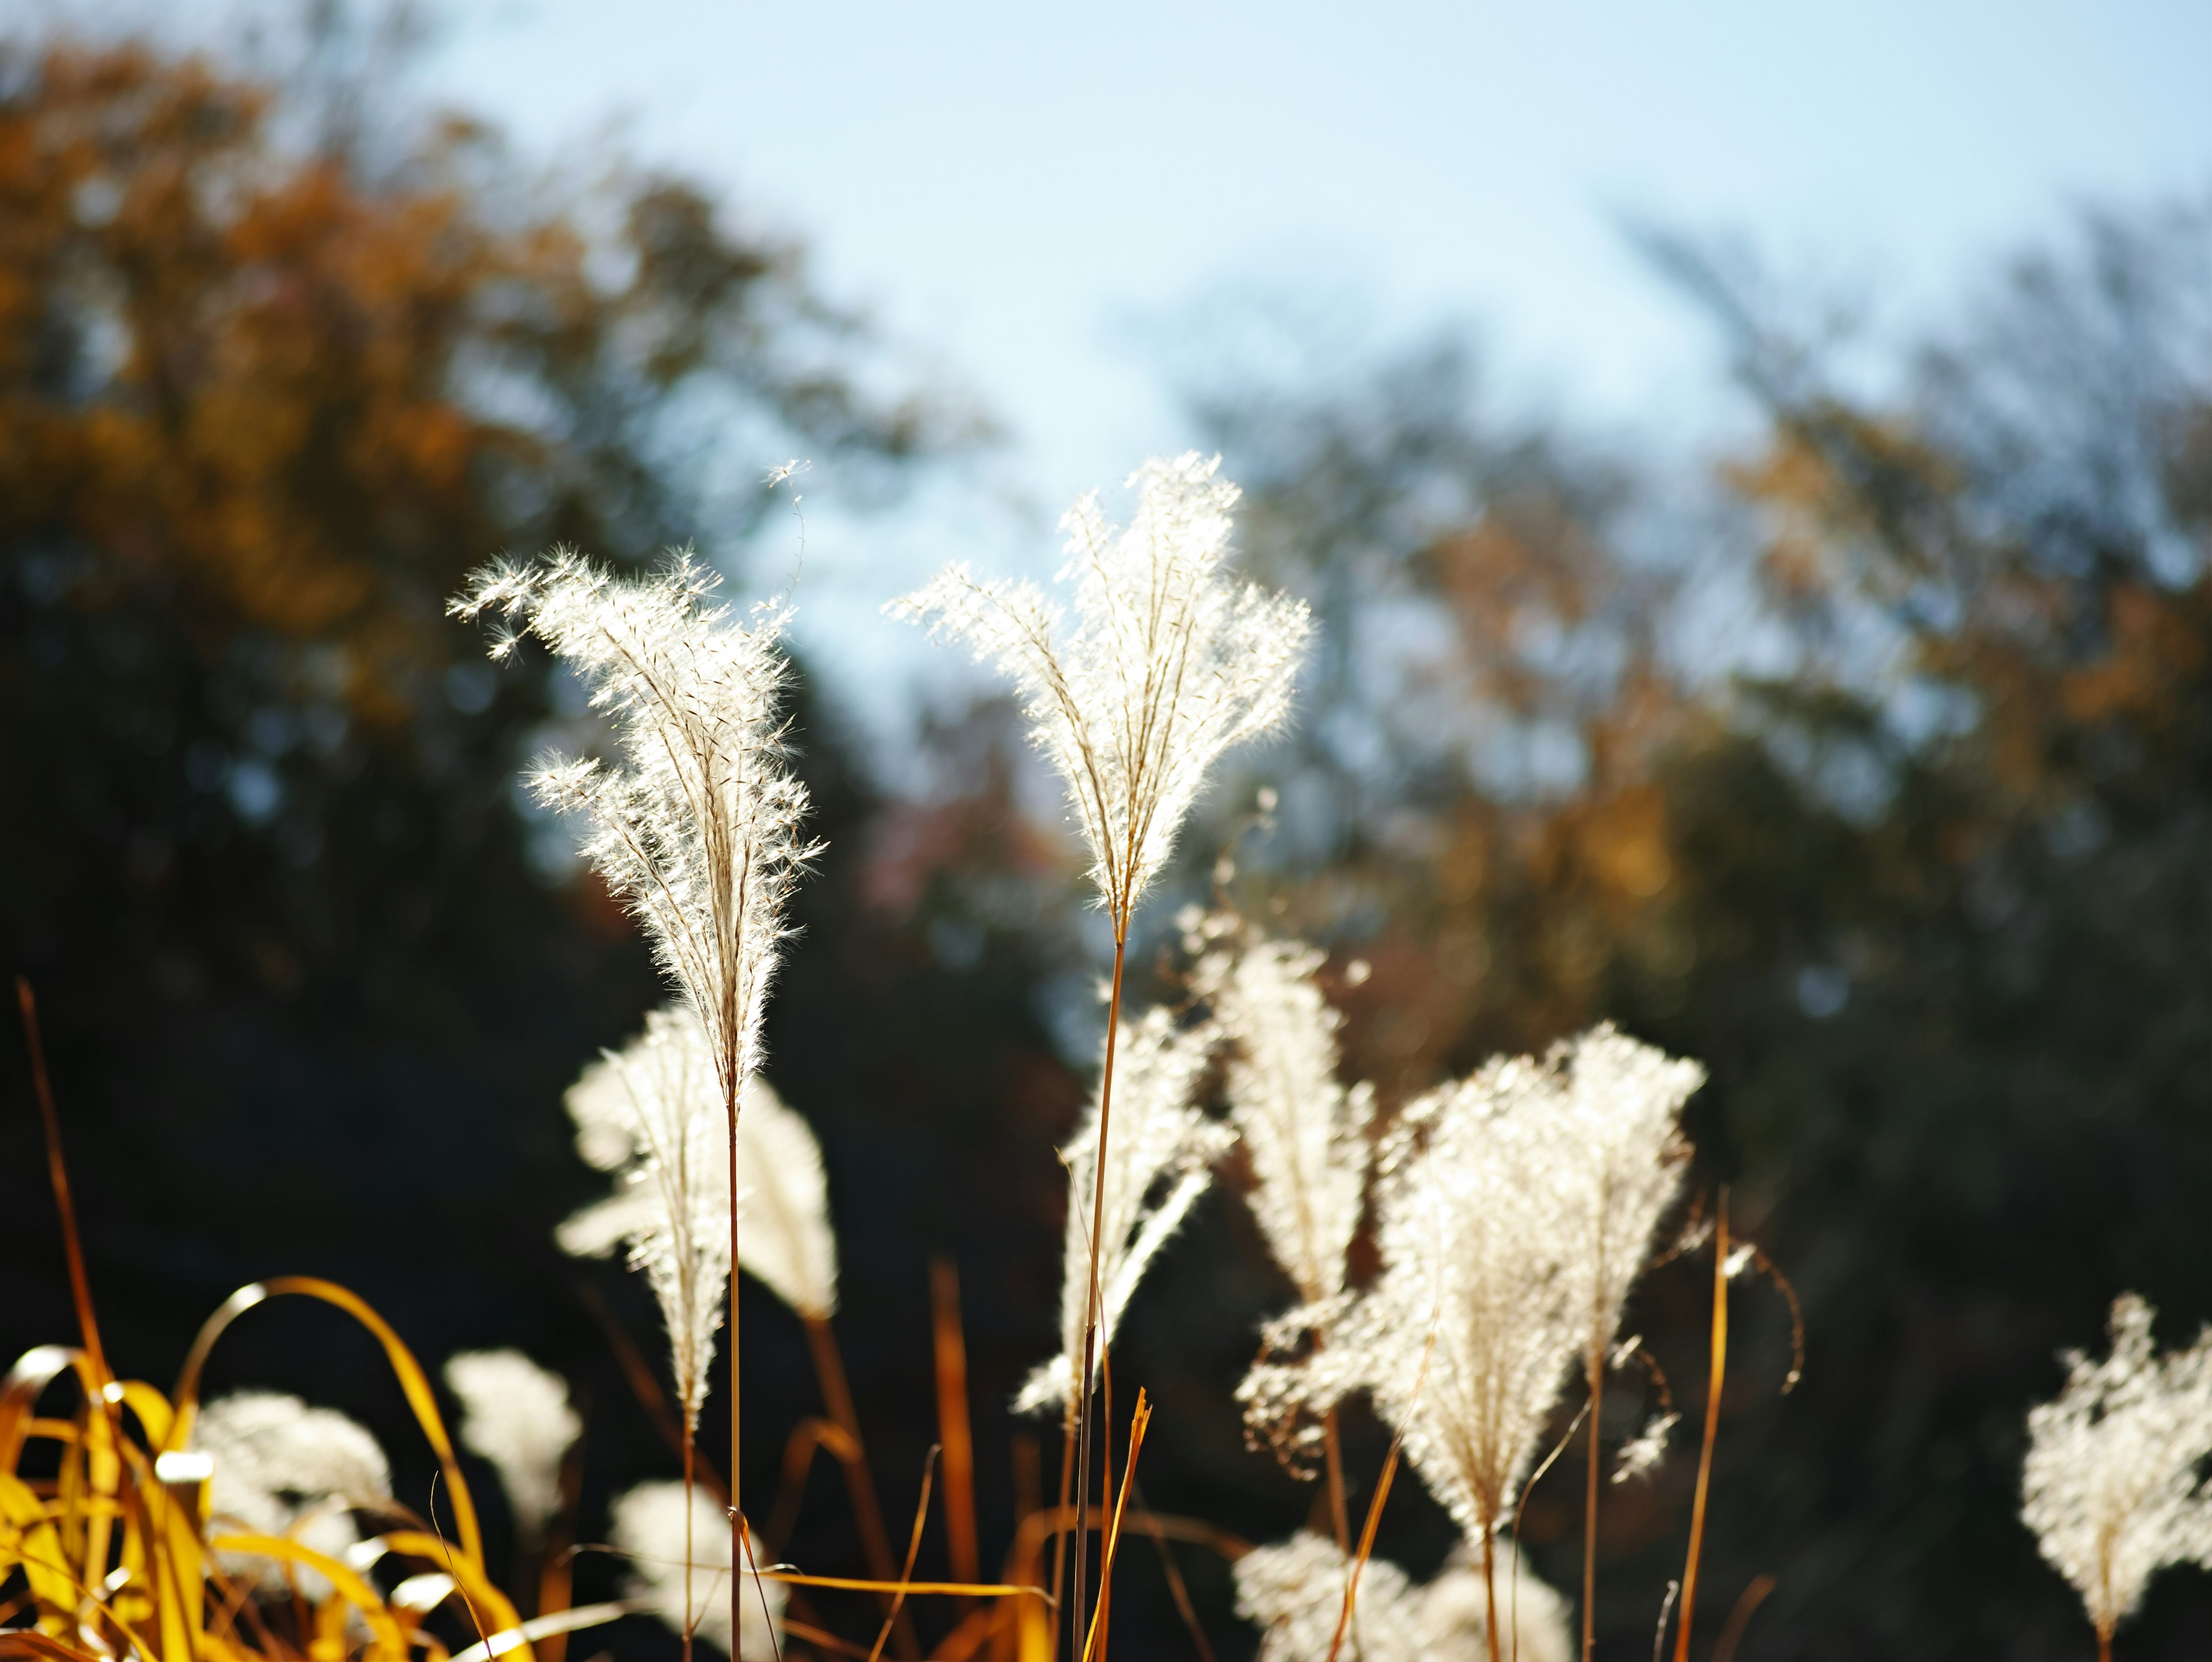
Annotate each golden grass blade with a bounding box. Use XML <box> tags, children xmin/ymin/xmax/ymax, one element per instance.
<box><xmin>1672</xmin><ymin>1190</ymin><xmax>1729</xmax><ymax>1662</ymax></box>
<box><xmin>868</xmin><ymin>1445</ymin><xmax>940</xmax><ymax>1662</ymax></box>
<box><xmin>206</xmin><ymin>1534</ymin><xmax>409</xmax><ymax>1660</ymax></box>
<box><xmin>931</xmin><ymin>1259</ymin><xmax>980</xmax><ymax>1590</ymax></box>
<box><xmin>0</xmin><ymin>1468</ymin><xmax>77</xmax><ymax>1611</ymax></box>
<box><xmin>766</xmin><ymin>1574</ymin><xmax>1044</xmax><ymax>1599</ymax></box>
<box><xmin>171</xmin><ymin>1277</ymin><xmax>486</xmax><ymax>1568</ymax></box>
<box><xmin>764</xmin><ymin>1415</ymin><xmax>861</xmax><ymax>1549</ymax></box>
<box><xmin>0</xmin><ymin>1347</ymin><xmax>81</xmax><ymax>1468</ymax></box>
<box><xmin>16</xmin><ymin>980</ymin><xmax>108</xmax><ymax>1390</ymax></box>
<box><xmin>783</xmin><ymin>1614</ymin><xmax>882</xmax><ymax>1659</ymax></box>
<box><xmin>1076</xmin><ymin>1391</ymin><xmax>1150</xmax><ymax>1662</ymax></box>
<box><xmin>377</xmin><ymin>1531</ymin><xmax>527</xmax><ymax>1637</ymax></box>
<box><xmin>443</xmin><ymin>1600</ymin><xmax>641</xmax><ymax>1662</ymax></box>
<box><xmin>0</xmin><ymin>1630</ymin><xmax>104</xmax><ymax>1661</ymax></box>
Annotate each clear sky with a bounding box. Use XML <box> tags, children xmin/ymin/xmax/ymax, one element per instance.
<box><xmin>415</xmin><ymin>0</ymin><xmax>2212</xmax><ymax>746</ymax></box>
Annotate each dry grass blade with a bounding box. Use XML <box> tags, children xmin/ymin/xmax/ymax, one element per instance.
<box><xmin>1128</xmin><ymin>1482</ymin><xmax>1215</xmax><ymax>1662</ymax></box>
<box><xmin>1709</xmin><ymin>1573</ymin><xmax>1775</xmax><ymax>1662</ymax></box>
<box><xmin>170</xmin><ymin>1276</ymin><xmax>487</xmax><ymax>1569</ymax></box>
<box><xmin>15</xmin><ymin>980</ymin><xmax>107</xmax><ymax>1384</ymax></box>
<box><xmin>1079</xmin><ymin>1391</ymin><xmax>1150</xmax><ymax>1662</ymax></box>
<box><xmin>1323</xmin><ymin>1431</ymin><xmax>1408</xmax><ymax>1662</ymax></box>
<box><xmin>803</xmin><ymin>1315</ymin><xmax>918</xmax><ymax>1659</ymax></box>
<box><xmin>932</xmin><ymin>1259</ymin><xmax>982</xmax><ymax>1589</ymax></box>
<box><xmin>869</xmin><ymin>1445</ymin><xmax>942</xmax><ymax>1662</ymax></box>
<box><xmin>1672</xmin><ymin>1191</ymin><xmax>1729</xmax><ymax>1662</ymax></box>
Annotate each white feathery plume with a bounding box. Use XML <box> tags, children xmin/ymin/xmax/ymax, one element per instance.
<box><xmin>1199</xmin><ymin>932</ymin><xmax>1374</xmax><ymax>1305</ymax></box>
<box><xmin>611</xmin><ymin>1480</ymin><xmax>784</xmax><ymax>1659</ymax></box>
<box><xmin>190</xmin><ymin>1392</ymin><xmax>392</xmax><ymax>1597</ymax></box>
<box><xmin>2022</xmin><ymin>1292</ymin><xmax>2212</xmax><ymax>1648</ymax></box>
<box><xmin>1541</xmin><ymin>1025</ymin><xmax>1702</xmax><ymax>1393</ymax></box>
<box><xmin>1417</xmin><ymin>1541</ymin><xmax>1575</xmax><ymax>1662</ymax></box>
<box><xmin>451</xmin><ymin>548</ymin><xmax>814</xmax><ymax>1122</ymax></box>
<box><xmin>891</xmin><ymin>452</ymin><xmax>1310</xmax><ymax>927</ymax></box>
<box><xmin>1233</xmin><ymin>1532</ymin><xmax>1571</xmax><ymax>1662</ymax></box>
<box><xmin>1234</xmin><ymin>1531</ymin><xmax>1427</xmax><ymax>1662</ymax></box>
<box><xmin>1356</xmin><ymin>1059</ymin><xmax>1584</xmax><ymax>1554</ymax></box>
<box><xmin>1014</xmin><ymin>1008</ymin><xmax>1235</xmax><ymax>1417</ymax></box>
<box><xmin>442</xmin><ymin>1350</ymin><xmax>582</xmax><ymax>1550</ymax></box>
<box><xmin>556</xmin><ymin>1005</ymin><xmax>730</xmax><ymax>1438</ymax></box>
<box><xmin>1194</xmin><ymin>925</ymin><xmax>1377</xmax><ymax>1472</ymax></box>
<box><xmin>730</xmin><ymin>1073</ymin><xmax>838</xmax><ymax>1321</ymax></box>
<box><xmin>561</xmin><ymin>1006</ymin><xmax>842</xmax><ymax>1378</ymax></box>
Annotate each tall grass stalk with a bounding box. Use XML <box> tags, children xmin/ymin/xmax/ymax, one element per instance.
<box><xmin>1672</xmin><ymin>1192</ymin><xmax>1729</xmax><ymax>1662</ymax></box>
<box><xmin>456</xmin><ymin>551</ymin><xmax>817</xmax><ymax>1659</ymax></box>
<box><xmin>896</xmin><ymin>454</ymin><xmax>1309</xmax><ymax>1656</ymax></box>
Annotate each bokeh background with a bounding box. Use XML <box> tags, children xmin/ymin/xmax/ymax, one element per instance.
<box><xmin>5</xmin><ymin>3</ymin><xmax>2212</xmax><ymax>1657</ymax></box>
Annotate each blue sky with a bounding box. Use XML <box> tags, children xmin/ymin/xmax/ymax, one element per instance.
<box><xmin>417</xmin><ymin>0</ymin><xmax>2212</xmax><ymax>745</ymax></box>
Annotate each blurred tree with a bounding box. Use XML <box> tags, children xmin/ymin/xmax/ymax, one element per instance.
<box><xmin>0</xmin><ymin>28</ymin><xmax>979</xmax><ymax>1633</ymax></box>
<box><xmin>1175</xmin><ymin>200</ymin><xmax>2212</xmax><ymax>1660</ymax></box>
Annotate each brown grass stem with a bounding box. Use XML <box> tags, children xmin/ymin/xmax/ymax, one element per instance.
<box><xmin>1070</xmin><ymin>930</ymin><xmax>1130</xmax><ymax>1661</ymax></box>
<box><xmin>582</xmin><ymin>1284</ymin><xmax>729</xmax><ymax>1504</ymax></box>
<box><xmin>931</xmin><ymin>1258</ymin><xmax>982</xmax><ymax>1590</ymax></box>
<box><xmin>1079</xmin><ymin>1391</ymin><xmax>1150</xmax><ymax>1662</ymax></box>
<box><xmin>1324</xmin><ymin>1429</ymin><xmax>1407</xmax><ymax>1662</ymax></box>
<box><xmin>1583</xmin><ymin>1346</ymin><xmax>1604</xmax><ymax>1662</ymax></box>
<box><xmin>765</xmin><ymin>1415</ymin><xmax>860</xmax><ymax>1549</ymax></box>
<box><xmin>16</xmin><ymin>980</ymin><xmax>107</xmax><ymax>1386</ymax></box>
<box><xmin>1672</xmin><ymin>1190</ymin><xmax>1729</xmax><ymax>1662</ymax></box>
<box><xmin>1129</xmin><ymin>1481</ymin><xmax>1216</xmax><ymax>1662</ymax></box>
<box><xmin>729</xmin><ymin>1079</ymin><xmax>745</xmax><ymax>1662</ymax></box>
<box><xmin>1322</xmin><ymin>1407</ymin><xmax>1350</xmax><ymax>1554</ymax></box>
<box><xmin>806</xmin><ymin>1313</ymin><xmax>919</xmax><ymax>1659</ymax></box>
<box><xmin>1708</xmin><ymin>1572</ymin><xmax>1774</xmax><ymax>1662</ymax></box>
<box><xmin>683</xmin><ymin>1436</ymin><xmax>697</xmax><ymax>1662</ymax></box>
<box><xmin>866</xmin><ymin>1445</ymin><xmax>940</xmax><ymax>1662</ymax></box>
<box><xmin>1047</xmin><ymin>1421</ymin><xmax>1075</xmax><ymax>1662</ymax></box>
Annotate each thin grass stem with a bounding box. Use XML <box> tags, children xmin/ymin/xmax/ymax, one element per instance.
<box><xmin>865</xmin><ymin>1445</ymin><xmax>939</xmax><ymax>1662</ymax></box>
<box><xmin>1070</xmin><ymin>930</ymin><xmax>1131</xmax><ymax>1656</ymax></box>
<box><xmin>1584</xmin><ymin>1346</ymin><xmax>1604</xmax><ymax>1662</ymax></box>
<box><xmin>1323</xmin><ymin>1407</ymin><xmax>1350</xmax><ymax>1554</ymax></box>
<box><xmin>931</xmin><ymin>1259</ymin><xmax>982</xmax><ymax>1590</ymax></box>
<box><xmin>16</xmin><ymin>980</ymin><xmax>108</xmax><ymax>1385</ymax></box>
<box><xmin>1672</xmin><ymin>1190</ymin><xmax>1729</xmax><ymax>1662</ymax></box>
<box><xmin>1079</xmin><ymin>1392</ymin><xmax>1150</xmax><ymax>1662</ymax></box>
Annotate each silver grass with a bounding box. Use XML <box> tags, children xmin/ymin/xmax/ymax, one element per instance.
<box><xmin>891</xmin><ymin>452</ymin><xmax>1310</xmax><ymax>927</ymax></box>
<box><xmin>1014</xmin><ymin>1008</ymin><xmax>1235</xmax><ymax>1417</ymax></box>
<box><xmin>1357</xmin><ymin>1060</ymin><xmax>1585</xmax><ymax>1550</ymax></box>
<box><xmin>1541</xmin><ymin>1025</ymin><xmax>1702</xmax><ymax>1390</ymax></box>
<box><xmin>442</xmin><ymin>1350</ymin><xmax>582</xmax><ymax>1550</ymax></box>
<box><xmin>611</xmin><ymin>1480</ymin><xmax>785</xmax><ymax>1658</ymax></box>
<box><xmin>560</xmin><ymin>1006</ymin><xmax>842</xmax><ymax>1392</ymax></box>
<box><xmin>1234</xmin><ymin>1531</ymin><xmax>1426</xmax><ymax>1662</ymax></box>
<box><xmin>1196</xmin><ymin>931</ymin><xmax>1374</xmax><ymax>1305</ymax></box>
<box><xmin>1233</xmin><ymin>1532</ymin><xmax>1570</xmax><ymax>1662</ymax></box>
<box><xmin>2022</xmin><ymin>1292</ymin><xmax>2212</xmax><ymax>1648</ymax></box>
<box><xmin>557</xmin><ymin>1005</ymin><xmax>731</xmax><ymax>1438</ymax></box>
<box><xmin>1196</xmin><ymin>925</ymin><xmax>1377</xmax><ymax>1472</ymax></box>
<box><xmin>190</xmin><ymin>1391</ymin><xmax>392</xmax><ymax>1597</ymax></box>
<box><xmin>452</xmin><ymin>548</ymin><xmax>813</xmax><ymax>1122</ymax></box>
